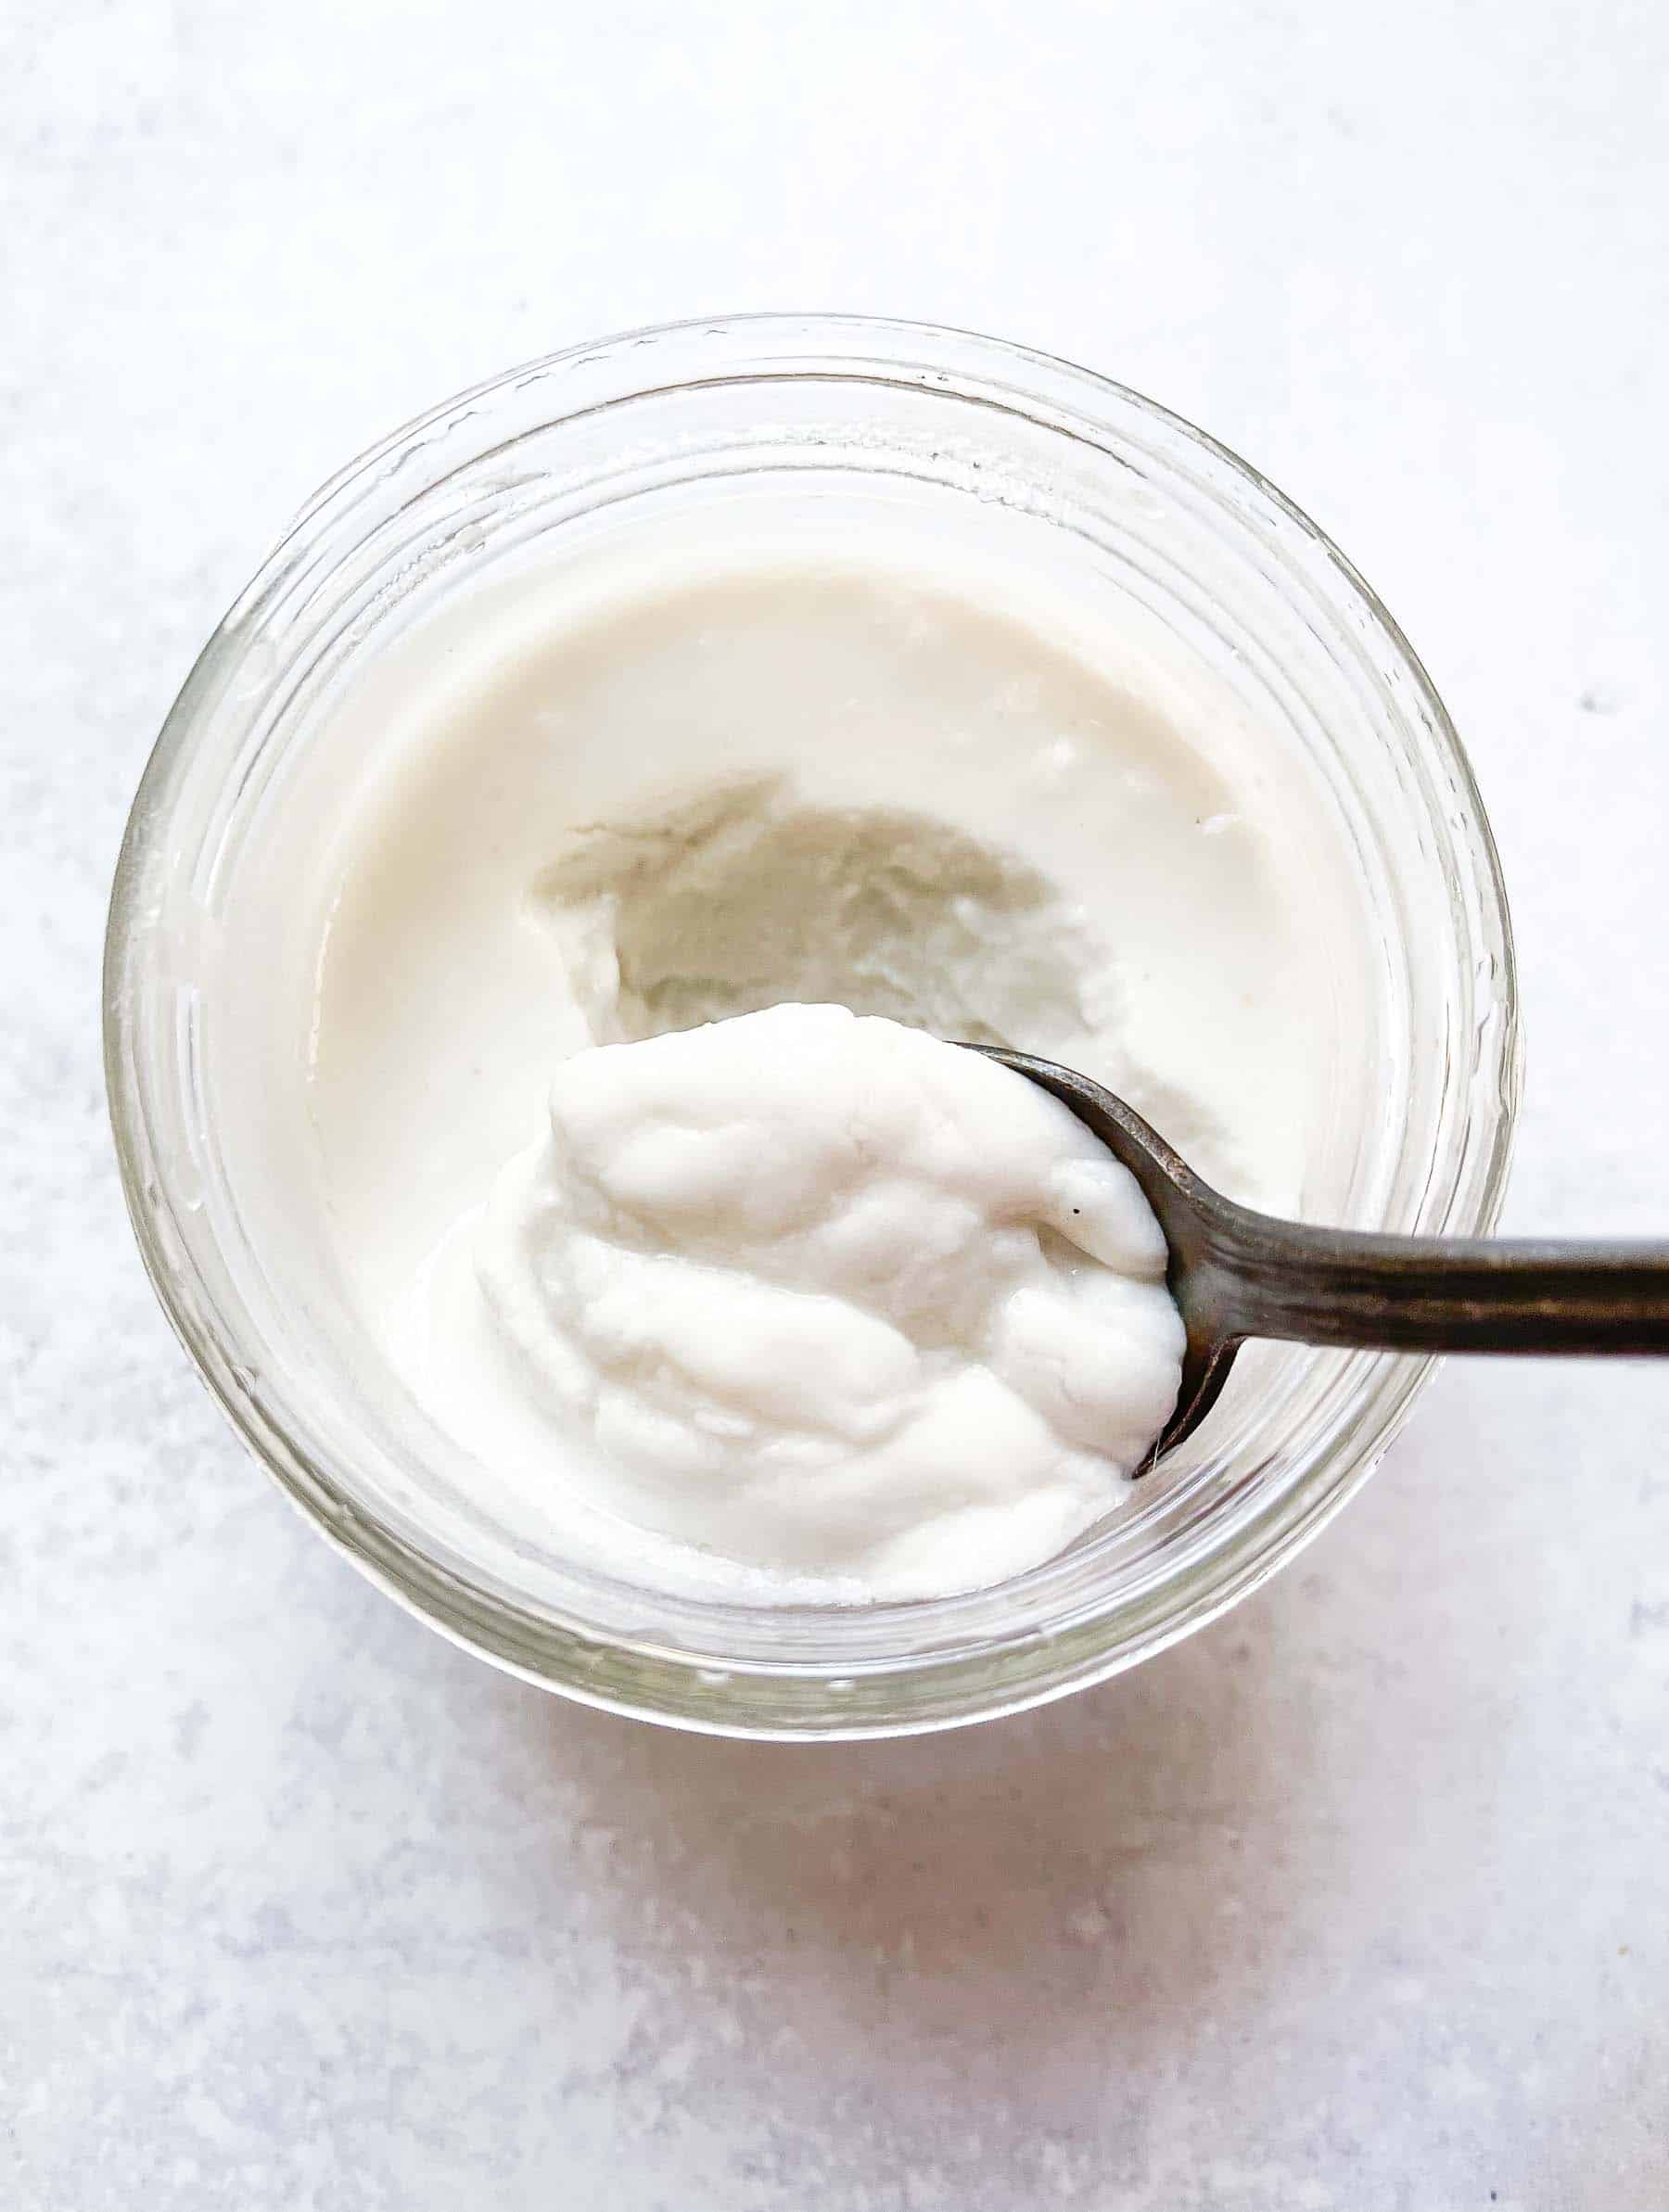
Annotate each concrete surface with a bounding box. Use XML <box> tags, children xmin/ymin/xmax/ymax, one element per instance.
<box><xmin>5</xmin><ymin>3</ymin><xmax>1666</xmax><ymax>2206</ymax></box>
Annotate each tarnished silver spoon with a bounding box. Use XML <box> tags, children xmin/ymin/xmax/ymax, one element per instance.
<box><xmin>972</xmin><ymin>1045</ymin><xmax>1669</xmax><ymax>1468</ymax></box>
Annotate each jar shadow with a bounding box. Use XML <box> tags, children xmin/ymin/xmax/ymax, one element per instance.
<box><xmin>495</xmin><ymin>1592</ymin><xmax>1342</xmax><ymax>2096</ymax></box>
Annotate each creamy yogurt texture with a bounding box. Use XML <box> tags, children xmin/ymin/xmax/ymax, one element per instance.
<box><xmin>297</xmin><ymin>529</ymin><xmax>1371</xmax><ymax>1601</ymax></box>
<box><xmin>422</xmin><ymin>1005</ymin><xmax>1183</xmax><ymax>1600</ymax></box>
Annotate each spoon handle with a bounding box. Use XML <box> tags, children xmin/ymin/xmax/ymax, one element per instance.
<box><xmin>1198</xmin><ymin>1216</ymin><xmax>1669</xmax><ymax>1355</ymax></box>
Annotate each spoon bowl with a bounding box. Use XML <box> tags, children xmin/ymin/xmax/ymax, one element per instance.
<box><xmin>973</xmin><ymin>1044</ymin><xmax>1669</xmax><ymax>1469</ymax></box>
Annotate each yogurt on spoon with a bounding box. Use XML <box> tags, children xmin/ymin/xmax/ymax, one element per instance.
<box><xmin>409</xmin><ymin>1005</ymin><xmax>1184</xmax><ymax>1601</ymax></box>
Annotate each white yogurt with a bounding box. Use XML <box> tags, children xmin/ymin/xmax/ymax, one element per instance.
<box><xmin>287</xmin><ymin>531</ymin><xmax>1374</xmax><ymax>1601</ymax></box>
<box><xmin>410</xmin><ymin>1005</ymin><xmax>1183</xmax><ymax>1600</ymax></box>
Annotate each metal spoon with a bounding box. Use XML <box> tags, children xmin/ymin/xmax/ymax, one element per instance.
<box><xmin>972</xmin><ymin>1045</ymin><xmax>1669</xmax><ymax>1469</ymax></box>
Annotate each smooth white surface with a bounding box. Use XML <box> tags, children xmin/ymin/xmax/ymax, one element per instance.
<box><xmin>303</xmin><ymin>528</ymin><xmax>1351</xmax><ymax>1295</ymax></box>
<box><xmin>6</xmin><ymin>3</ymin><xmax>1667</xmax><ymax>2206</ymax></box>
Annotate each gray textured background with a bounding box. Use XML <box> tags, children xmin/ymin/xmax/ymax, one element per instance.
<box><xmin>6</xmin><ymin>4</ymin><xmax>1667</xmax><ymax>2206</ymax></box>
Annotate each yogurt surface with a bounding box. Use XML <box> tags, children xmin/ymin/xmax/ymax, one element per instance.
<box><xmin>290</xmin><ymin>531</ymin><xmax>1373</xmax><ymax>1599</ymax></box>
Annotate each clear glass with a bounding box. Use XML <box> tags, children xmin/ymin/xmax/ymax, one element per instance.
<box><xmin>104</xmin><ymin>314</ymin><xmax>1521</xmax><ymax>1738</ymax></box>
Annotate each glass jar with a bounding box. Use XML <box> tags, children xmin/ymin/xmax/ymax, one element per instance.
<box><xmin>104</xmin><ymin>315</ymin><xmax>1521</xmax><ymax>1737</ymax></box>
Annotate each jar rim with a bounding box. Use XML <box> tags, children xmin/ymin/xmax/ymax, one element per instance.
<box><xmin>104</xmin><ymin>313</ymin><xmax>1522</xmax><ymax>1737</ymax></box>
